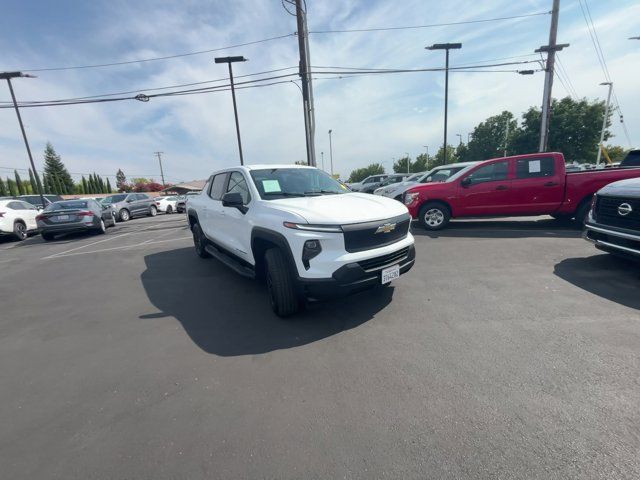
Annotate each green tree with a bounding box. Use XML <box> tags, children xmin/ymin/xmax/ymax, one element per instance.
<box><xmin>51</xmin><ymin>173</ymin><xmax>64</xmax><ymax>195</ymax></box>
<box><xmin>434</xmin><ymin>144</ymin><xmax>457</xmax><ymax>165</ymax></box>
<box><xmin>116</xmin><ymin>169</ymin><xmax>127</xmax><ymax>192</ymax></box>
<box><xmin>466</xmin><ymin>111</ymin><xmax>516</xmax><ymax>161</ymax></box>
<box><xmin>347</xmin><ymin>164</ymin><xmax>385</xmax><ymax>183</ymax></box>
<box><xmin>604</xmin><ymin>145</ymin><xmax>628</xmax><ymax>163</ymax></box>
<box><xmin>512</xmin><ymin>97</ymin><xmax>609</xmax><ymax>163</ymax></box>
<box><xmin>28</xmin><ymin>169</ymin><xmax>38</xmax><ymax>193</ymax></box>
<box><xmin>43</xmin><ymin>143</ymin><xmax>74</xmax><ymax>193</ymax></box>
<box><xmin>7</xmin><ymin>177</ymin><xmax>17</xmax><ymax>196</ymax></box>
<box><xmin>81</xmin><ymin>176</ymin><xmax>88</xmax><ymax>194</ymax></box>
<box><xmin>97</xmin><ymin>174</ymin><xmax>106</xmax><ymax>193</ymax></box>
<box><xmin>454</xmin><ymin>143</ymin><xmax>469</xmax><ymax>163</ymax></box>
<box><xmin>14</xmin><ymin>170</ymin><xmax>26</xmax><ymax>195</ymax></box>
<box><xmin>106</xmin><ymin>178</ymin><xmax>113</xmax><ymax>193</ymax></box>
<box><xmin>393</xmin><ymin>156</ymin><xmax>411</xmax><ymax>174</ymax></box>
<box><xmin>411</xmin><ymin>153</ymin><xmax>429</xmax><ymax>172</ymax></box>
<box><xmin>0</xmin><ymin>177</ymin><xmax>6</xmax><ymax>196</ymax></box>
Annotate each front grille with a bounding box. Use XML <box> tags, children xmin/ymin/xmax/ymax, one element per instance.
<box><xmin>342</xmin><ymin>213</ymin><xmax>410</xmax><ymax>253</ymax></box>
<box><xmin>358</xmin><ymin>247</ymin><xmax>410</xmax><ymax>272</ymax></box>
<box><xmin>595</xmin><ymin>196</ymin><xmax>640</xmax><ymax>231</ymax></box>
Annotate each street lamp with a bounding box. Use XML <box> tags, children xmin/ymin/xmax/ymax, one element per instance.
<box><xmin>456</xmin><ymin>133</ymin><xmax>462</xmax><ymax>145</ymax></box>
<box><xmin>320</xmin><ymin>151</ymin><xmax>325</xmax><ymax>171</ymax></box>
<box><xmin>405</xmin><ymin>152</ymin><xmax>410</xmax><ymax>174</ymax></box>
<box><xmin>596</xmin><ymin>81</ymin><xmax>613</xmax><ymax>166</ymax></box>
<box><xmin>426</xmin><ymin>42</ymin><xmax>462</xmax><ymax>166</ymax></box>
<box><xmin>629</xmin><ymin>36</ymin><xmax>640</xmax><ymax>40</ymax></box>
<box><xmin>214</xmin><ymin>56</ymin><xmax>247</xmax><ymax>165</ymax></box>
<box><xmin>0</xmin><ymin>71</ymin><xmax>46</xmax><ymax>208</ymax></box>
<box><xmin>328</xmin><ymin>129</ymin><xmax>334</xmax><ymax>176</ymax></box>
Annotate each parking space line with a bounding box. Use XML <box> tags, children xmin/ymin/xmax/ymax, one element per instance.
<box><xmin>43</xmin><ymin>236</ymin><xmax>192</xmax><ymax>260</ymax></box>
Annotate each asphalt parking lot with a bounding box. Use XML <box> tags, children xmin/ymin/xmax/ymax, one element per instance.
<box><xmin>1</xmin><ymin>214</ymin><xmax>638</xmax><ymax>479</ymax></box>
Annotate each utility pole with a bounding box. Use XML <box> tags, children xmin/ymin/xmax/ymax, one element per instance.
<box><xmin>295</xmin><ymin>0</ymin><xmax>316</xmax><ymax>166</ymax></box>
<box><xmin>503</xmin><ymin>119</ymin><xmax>510</xmax><ymax>157</ymax></box>
<box><xmin>328</xmin><ymin>129</ymin><xmax>334</xmax><ymax>176</ymax></box>
<box><xmin>215</xmin><ymin>56</ymin><xmax>247</xmax><ymax>165</ymax></box>
<box><xmin>536</xmin><ymin>0</ymin><xmax>569</xmax><ymax>152</ymax></box>
<box><xmin>1</xmin><ymin>71</ymin><xmax>46</xmax><ymax>208</ymax></box>
<box><xmin>405</xmin><ymin>152</ymin><xmax>410</xmax><ymax>174</ymax></box>
<box><xmin>426</xmin><ymin>43</ymin><xmax>462</xmax><ymax>165</ymax></box>
<box><xmin>596</xmin><ymin>82</ymin><xmax>613</xmax><ymax>166</ymax></box>
<box><xmin>154</xmin><ymin>151</ymin><xmax>166</xmax><ymax>186</ymax></box>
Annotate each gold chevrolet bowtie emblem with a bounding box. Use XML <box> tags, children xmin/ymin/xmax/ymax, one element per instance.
<box><xmin>375</xmin><ymin>222</ymin><xmax>396</xmax><ymax>234</ymax></box>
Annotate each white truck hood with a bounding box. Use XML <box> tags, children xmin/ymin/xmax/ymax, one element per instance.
<box><xmin>267</xmin><ymin>193</ymin><xmax>409</xmax><ymax>224</ymax></box>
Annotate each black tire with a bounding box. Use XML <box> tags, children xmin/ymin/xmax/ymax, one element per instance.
<box><xmin>394</xmin><ymin>194</ymin><xmax>403</xmax><ymax>202</ymax></box>
<box><xmin>418</xmin><ymin>202</ymin><xmax>451</xmax><ymax>230</ymax></box>
<box><xmin>42</xmin><ymin>232</ymin><xmax>55</xmax><ymax>241</ymax></box>
<box><xmin>192</xmin><ymin>223</ymin><xmax>211</xmax><ymax>258</ymax></box>
<box><xmin>148</xmin><ymin>205</ymin><xmax>157</xmax><ymax>217</ymax></box>
<box><xmin>166</xmin><ymin>205</ymin><xmax>173</xmax><ymax>214</ymax></box>
<box><xmin>550</xmin><ymin>213</ymin><xmax>570</xmax><ymax>221</ymax></box>
<box><xmin>573</xmin><ymin>199</ymin><xmax>592</xmax><ymax>227</ymax></box>
<box><xmin>119</xmin><ymin>209</ymin><xmax>130</xmax><ymax>222</ymax></box>
<box><xmin>13</xmin><ymin>221</ymin><xmax>27</xmax><ymax>241</ymax></box>
<box><xmin>94</xmin><ymin>219</ymin><xmax>106</xmax><ymax>235</ymax></box>
<box><xmin>265</xmin><ymin>248</ymin><xmax>299</xmax><ymax>317</ymax></box>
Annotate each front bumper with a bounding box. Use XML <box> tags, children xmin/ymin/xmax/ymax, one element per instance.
<box><xmin>583</xmin><ymin>221</ymin><xmax>640</xmax><ymax>258</ymax></box>
<box><xmin>297</xmin><ymin>244</ymin><xmax>416</xmax><ymax>300</ymax></box>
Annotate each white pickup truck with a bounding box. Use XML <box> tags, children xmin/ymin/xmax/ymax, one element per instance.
<box><xmin>187</xmin><ymin>164</ymin><xmax>415</xmax><ymax>316</ymax></box>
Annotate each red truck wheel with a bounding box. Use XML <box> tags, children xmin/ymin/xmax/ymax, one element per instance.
<box><xmin>419</xmin><ymin>202</ymin><xmax>451</xmax><ymax>230</ymax></box>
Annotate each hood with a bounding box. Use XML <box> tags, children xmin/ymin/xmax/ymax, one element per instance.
<box><xmin>266</xmin><ymin>193</ymin><xmax>408</xmax><ymax>224</ymax></box>
<box><xmin>598</xmin><ymin>177</ymin><xmax>640</xmax><ymax>197</ymax></box>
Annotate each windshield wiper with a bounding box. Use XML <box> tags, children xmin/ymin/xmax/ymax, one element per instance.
<box><xmin>304</xmin><ymin>190</ymin><xmax>341</xmax><ymax>195</ymax></box>
<box><xmin>262</xmin><ymin>192</ymin><xmax>306</xmax><ymax>197</ymax></box>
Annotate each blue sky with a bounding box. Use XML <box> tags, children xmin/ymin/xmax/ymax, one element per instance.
<box><xmin>1</xmin><ymin>0</ymin><xmax>638</xmax><ymax>183</ymax></box>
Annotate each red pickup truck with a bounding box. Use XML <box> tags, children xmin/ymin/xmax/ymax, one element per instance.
<box><xmin>403</xmin><ymin>152</ymin><xmax>640</xmax><ymax>230</ymax></box>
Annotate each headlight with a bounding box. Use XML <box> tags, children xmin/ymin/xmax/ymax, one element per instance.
<box><xmin>283</xmin><ymin>222</ymin><xmax>342</xmax><ymax>233</ymax></box>
<box><xmin>404</xmin><ymin>192</ymin><xmax>420</xmax><ymax>205</ymax></box>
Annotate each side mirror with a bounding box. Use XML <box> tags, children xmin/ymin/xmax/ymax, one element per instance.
<box><xmin>222</xmin><ymin>192</ymin><xmax>247</xmax><ymax>213</ymax></box>
<box><xmin>102</xmin><ymin>204</ymin><xmax>111</xmax><ymax>210</ymax></box>
<box><xmin>126</xmin><ymin>198</ymin><xmax>133</xmax><ymax>203</ymax></box>
<box><xmin>461</xmin><ymin>177</ymin><xmax>472</xmax><ymax>187</ymax></box>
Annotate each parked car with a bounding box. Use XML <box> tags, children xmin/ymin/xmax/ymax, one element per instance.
<box><xmin>101</xmin><ymin>193</ymin><xmax>157</xmax><ymax>221</ymax></box>
<box><xmin>404</xmin><ymin>152</ymin><xmax>640</xmax><ymax>230</ymax></box>
<box><xmin>175</xmin><ymin>195</ymin><xmax>187</xmax><ymax>213</ymax></box>
<box><xmin>374</xmin><ymin>162</ymin><xmax>477</xmax><ymax>200</ymax></box>
<box><xmin>349</xmin><ymin>174</ymin><xmax>389</xmax><ymax>192</ymax></box>
<box><xmin>583</xmin><ymin>177</ymin><xmax>640</xmax><ymax>259</ymax></box>
<box><xmin>37</xmin><ymin>199</ymin><xmax>116</xmax><ymax>241</ymax></box>
<box><xmin>155</xmin><ymin>196</ymin><xmax>179</xmax><ymax>214</ymax></box>
<box><xmin>17</xmin><ymin>194</ymin><xmax>63</xmax><ymax>210</ymax></box>
<box><xmin>620</xmin><ymin>149</ymin><xmax>640</xmax><ymax>168</ymax></box>
<box><xmin>361</xmin><ymin>173</ymin><xmax>409</xmax><ymax>194</ymax></box>
<box><xmin>187</xmin><ymin>165</ymin><xmax>415</xmax><ymax>316</ymax></box>
<box><xmin>0</xmin><ymin>199</ymin><xmax>39</xmax><ymax>240</ymax></box>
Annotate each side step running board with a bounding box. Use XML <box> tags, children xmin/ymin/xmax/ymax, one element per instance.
<box><xmin>204</xmin><ymin>244</ymin><xmax>256</xmax><ymax>279</ymax></box>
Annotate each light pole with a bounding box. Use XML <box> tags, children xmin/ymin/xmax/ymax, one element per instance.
<box><xmin>215</xmin><ymin>56</ymin><xmax>247</xmax><ymax>165</ymax></box>
<box><xmin>1</xmin><ymin>71</ymin><xmax>46</xmax><ymax>208</ymax></box>
<box><xmin>154</xmin><ymin>151</ymin><xmax>165</xmax><ymax>186</ymax></box>
<box><xmin>596</xmin><ymin>82</ymin><xmax>613</xmax><ymax>166</ymax></box>
<box><xmin>426</xmin><ymin>42</ymin><xmax>462</xmax><ymax>166</ymax></box>
<box><xmin>456</xmin><ymin>133</ymin><xmax>462</xmax><ymax>145</ymax></box>
<box><xmin>320</xmin><ymin>151</ymin><xmax>325</xmax><ymax>171</ymax></box>
<box><xmin>405</xmin><ymin>152</ymin><xmax>410</xmax><ymax>174</ymax></box>
<box><xmin>328</xmin><ymin>129</ymin><xmax>334</xmax><ymax>176</ymax></box>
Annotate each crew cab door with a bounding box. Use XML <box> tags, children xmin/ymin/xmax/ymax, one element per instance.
<box><xmin>510</xmin><ymin>156</ymin><xmax>564</xmax><ymax>214</ymax></box>
<box><xmin>456</xmin><ymin>160</ymin><xmax>513</xmax><ymax>216</ymax></box>
<box><xmin>200</xmin><ymin>173</ymin><xmax>229</xmax><ymax>244</ymax></box>
<box><xmin>218</xmin><ymin>171</ymin><xmax>253</xmax><ymax>262</ymax></box>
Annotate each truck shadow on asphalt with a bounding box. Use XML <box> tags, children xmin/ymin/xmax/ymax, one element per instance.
<box><xmin>413</xmin><ymin>218</ymin><xmax>581</xmax><ymax>239</ymax></box>
<box><xmin>139</xmin><ymin>247</ymin><xmax>393</xmax><ymax>356</ymax></box>
<box><xmin>554</xmin><ymin>254</ymin><xmax>640</xmax><ymax>310</ymax></box>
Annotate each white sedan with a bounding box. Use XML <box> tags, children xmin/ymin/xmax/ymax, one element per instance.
<box><xmin>0</xmin><ymin>199</ymin><xmax>39</xmax><ymax>240</ymax></box>
<box><xmin>154</xmin><ymin>196</ymin><xmax>179</xmax><ymax>214</ymax></box>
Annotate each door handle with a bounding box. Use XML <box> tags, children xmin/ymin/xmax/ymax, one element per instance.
<box><xmin>544</xmin><ymin>181</ymin><xmax>558</xmax><ymax>187</ymax></box>
<box><xmin>495</xmin><ymin>185</ymin><xmax>508</xmax><ymax>191</ymax></box>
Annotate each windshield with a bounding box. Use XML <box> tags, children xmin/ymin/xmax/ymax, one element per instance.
<box><xmin>102</xmin><ymin>194</ymin><xmax>127</xmax><ymax>203</ymax></box>
<box><xmin>46</xmin><ymin>200</ymin><xmax>88</xmax><ymax>211</ymax></box>
<box><xmin>447</xmin><ymin>165</ymin><xmax>477</xmax><ymax>183</ymax></box>
<box><xmin>406</xmin><ymin>173</ymin><xmax>423</xmax><ymax>182</ymax></box>
<box><xmin>250</xmin><ymin>168</ymin><xmax>348</xmax><ymax>199</ymax></box>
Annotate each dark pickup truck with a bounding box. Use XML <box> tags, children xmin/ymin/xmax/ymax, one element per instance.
<box><xmin>583</xmin><ymin>178</ymin><xmax>640</xmax><ymax>259</ymax></box>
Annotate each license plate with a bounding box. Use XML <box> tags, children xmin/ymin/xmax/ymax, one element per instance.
<box><xmin>381</xmin><ymin>264</ymin><xmax>400</xmax><ymax>284</ymax></box>
<box><xmin>57</xmin><ymin>215</ymin><xmax>70</xmax><ymax>221</ymax></box>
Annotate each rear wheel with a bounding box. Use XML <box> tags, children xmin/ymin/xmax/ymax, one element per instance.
<box><xmin>148</xmin><ymin>205</ymin><xmax>157</xmax><ymax>217</ymax></box>
<box><xmin>192</xmin><ymin>223</ymin><xmax>211</xmax><ymax>258</ymax></box>
<box><xmin>265</xmin><ymin>248</ymin><xmax>299</xmax><ymax>317</ymax></box>
<box><xmin>418</xmin><ymin>202</ymin><xmax>451</xmax><ymax>230</ymax></box>
<box><xmin>95</xmin><ymin>219</ymin><xmax>106</xmax><ymax>234</ymax></box>
<box><xmin>13</xmin><ymin>221</ymin><xmax>27</xmax><ymax>241</ymax></box>
<box><xmin>166</xmin><ymin>205</ymin><xmax>173</xmax><ymax>214</ymax></box>
<box><xmin>119</xmin><ymin>209</ymin><xmax>130</xmax><ymax>222</ymax></box>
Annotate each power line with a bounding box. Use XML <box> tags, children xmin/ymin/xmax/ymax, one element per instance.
<box><xmin>15</xmin><ymin>34</ymin><xmax>296</xmax><ymax>73</ymax></box>
<box><xmin>555</xmin><ymin>54</ymin><xmax>579</xmax><ymax>98</ymax></box>
<box><xmin>308</xmin><ymin>11</ymin><xmax>550</xmax><ymax>33</ymax></box>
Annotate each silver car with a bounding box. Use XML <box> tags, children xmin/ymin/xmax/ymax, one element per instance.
<box><xmin>101</xmin><ymin>193</ymin><xmax>158</xmax><ymax>222</ymax></box>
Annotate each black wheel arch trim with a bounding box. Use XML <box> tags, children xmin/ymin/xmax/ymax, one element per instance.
<box><xmin>251</xmin><ymin>227</ymin><xmax>300</xmax><ymax>281</ymax></box>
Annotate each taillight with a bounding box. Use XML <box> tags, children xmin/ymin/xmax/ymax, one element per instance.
<box><xmin>77</xmin><ymin>211</ymin><xmax>94</xmax><ymax>217</ymax></box>
<box><xmin>36</xmin><ymin>214</ymin><xmax>45</xmax><ymax>221</ymax></box>
<box><xmin>155</xmin><ymin>202</ymin><xmax>160</xmax><ymax>206</ymax></box>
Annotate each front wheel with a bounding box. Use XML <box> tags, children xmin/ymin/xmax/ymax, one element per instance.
<box><xmin>265</xmin><ymin>248</ymin><xmax>299</xmax><ymax>317</ymax></box>
<box><xmin>166</xmin><ymin>205</ymin><xmax>173</xmax><ymax>214</ymax></box>
<box><xmin>13</xmin><ymin>221</ymin><xmax>27</xmax><ymax>241</ymax></box>
<box><xmin>148</xmin><ymin>205</ymin><xmax>157</xmax><ymax>217</ymax></box>
<box><xmin>119</xmin><ymin>209</ymin><xmax>130</xmax><ymax>222</ymax></box>
<box><xmin>418</xmin><ymin>202</ymin><xmax>451</xmax><ymax>230</ymax></box>
<box><xmin>95</xmin><ymin>219</ymin><xmax>106</xmax><ymax>235</ymax></box>
<box><xmin>192</xmin><ymin>223</ymin><xmax>211</xmax><ymax>258</ymax></box>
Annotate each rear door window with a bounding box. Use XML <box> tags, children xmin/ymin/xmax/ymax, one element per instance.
<box><xmin>516</xmin><ymin>158</ymin><xmax>555</xmax><ymax>179</ymax></box>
